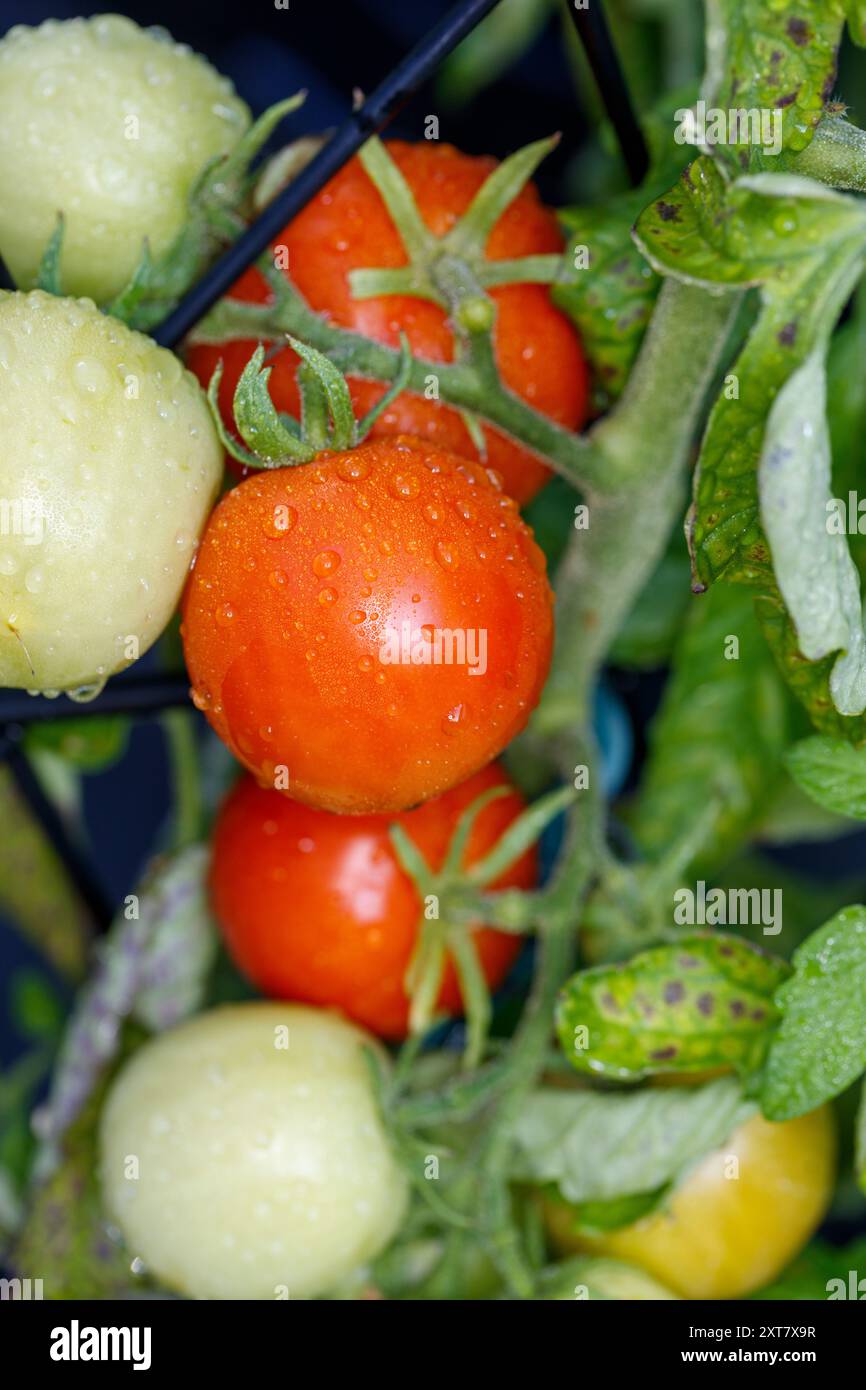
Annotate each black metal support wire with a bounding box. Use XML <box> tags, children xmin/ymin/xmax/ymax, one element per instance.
<box><xmin>154</xmin><ymin>0</ymin><xmax>503</xmax><ymax>349</ymax></box>
<box><xmin>0</xmin><ymin>673</ymin><xmax>191</xmax><ymax>726</ymax></box>
<box><xmin>0</xmin><ymin>0</ymin><xmax>649</xmax><ymax>935</ymax></box>
<box><xmin>567</xmin><ymin>2</ymin><xmax>650</xmax><ymax>186</ymax></box>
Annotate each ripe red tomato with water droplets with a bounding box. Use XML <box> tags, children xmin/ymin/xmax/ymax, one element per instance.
<box><xmin>209</xmin><ymin>763</ymin><xmax>535</xmax><ymax>1039</ymax></box>
<box><xmin>180</xmin><ymin>434</ymin><xmax>553</xmax><ymax>814</ymax></box>
<box><xmin>186</xmin><ymin>140</ymin><xmax>589</xmax><ymax>505</ymax></box>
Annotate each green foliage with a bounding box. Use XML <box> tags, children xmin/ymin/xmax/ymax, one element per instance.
<box><xmin>510</xmin><ymin>1076</ymin><xmax>754</xmax><ymax>1204</ymax></box>
<box><xmin>555</xmin><ymin>192</ymin><xmax>660</xmax><ymax>411</ymax></box>
<box><xmin>761</xmin><ymin>906</ymin><xmax>866</xmax><ymax>1119</ymax></box>
<box><xmin>557</xmin><ymin>933</ymin><xmax>787</xmax><ymax>1080</ymax></box>
<box><xmin>785</xmin><ymin>735</ymin><xmax>866</xmax><ymax>818</ymax></box>
<box><xmin>703</xmin><ymin>0</ymin><xmax>846</xmax><ymax>172</ymax></box>
<box><xmin>628</xmin><ymin>583</ymin><xmax>789</xmax><ymax>874</ymax></box>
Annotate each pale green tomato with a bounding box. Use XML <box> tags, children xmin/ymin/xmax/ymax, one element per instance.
<box><xmin>0</xmin><ymin>14</ymin><xmax>250</xmax><ymax>302</ymax></box>
<box><xmin>100</xmin><ymin>1004</ymin><xmax>409</xmax><ymax>1301</ymax></box>
<box><xmin>0</xmin><ymin>291</ymin><xmax>222</xmax><ymax>694</ymax></box>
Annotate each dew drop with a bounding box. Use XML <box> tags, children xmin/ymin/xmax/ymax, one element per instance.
<box><xmin>312</xmin><ymin>549</ymin><xmax>341</xmax><ymax>577</ymax></box>
<box><xmin>215</xmin><ymin>603</ymin><xmax>235</xmax><ymax>627</ymax></box>
<box><xmin>336</xmin><ymin>457</ymin><xmax>369</xmax><ymax>482</ymax></box>
<box><xmin>68</xmin><ymin>680</ymin><xmax>106</xmax><ymax>704</ymax></box>
<box><xmin>390</xmin><ymin>472</ymin><xmax>420</xmax><ymax>499</ymax></box>
<box><xmin>434</xmin><ymin>539</ymin><xmax>458</xmax><ymax>570</ymax></box>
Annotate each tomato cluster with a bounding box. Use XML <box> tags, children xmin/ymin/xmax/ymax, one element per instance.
<box><xmin>181</xmin><ymin>138</ymin><xmax>573</xmax><ymax>1034</ymax></box>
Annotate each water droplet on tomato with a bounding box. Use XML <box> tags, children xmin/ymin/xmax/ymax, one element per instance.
<box><xmin>215</xmin><ymin>603</ymin><xmax>235</xmax><ymax>627</ymax></box>
<box><xmin>337</xmin><ymin>457</ymin><xmax>369</xmax><ymax>482</ymax></box>
<box><xmin>313</xmin><ymin>549</ymin><xmax>341</xmax><ymax>577</ymax></box>
<box><xmin>435</xmin><ymin>540</ymin><xmax>458</xmax><ymax>569</ymax></box>
<box><xmin>390</xmin><ymin>473</ymin><xmax>420</xmax><ymax>499</ymax></box>
<box><xmin>318</xmin><ymin>586</ymin><xmax>338</xmax><ymax>605</ymax></box>
<box><xmin>349</xmin><ymin>609</ymin><xmax>366</xmax><ymax>624</ymax></box>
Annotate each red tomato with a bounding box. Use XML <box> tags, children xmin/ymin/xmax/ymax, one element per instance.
<box><xmin>209</xmin><ymin>763</ymin><xmax>536</xmax><ymax>1038</ymax></box>
<box><xmin>181</xmin><ymin>435</ymin><xmax>553</xmax><ymax>814</ymax></box>
<box><xmin>186</xmin><ymin>140</ymin><xmax>589</xmax><ymax>505</ymax></box>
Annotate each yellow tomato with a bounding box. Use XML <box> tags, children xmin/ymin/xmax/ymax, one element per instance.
<box><xmin>543</xmin><ymin>1107</ymin><xmax>836</xmax><ymax>1300</ymax></box>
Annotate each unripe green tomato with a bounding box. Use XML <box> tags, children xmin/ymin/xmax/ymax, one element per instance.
<box><xmin>100</xmin><ymin>1004</ymin><xmax>409</xmax><ymax>1300</ymax></box>
<box><xmin>0</xmin><ymin>15</ymin><xmax>250</xmax><ymax>302</ymax></box>
<box><xmin>0</xmin><ymin>291</ymin><xmax>222</xmax><ymax>694</ymax></box>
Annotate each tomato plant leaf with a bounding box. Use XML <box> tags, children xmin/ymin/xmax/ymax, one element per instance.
<box><xmin>702</xmin><ymin>0</ymin><xmax>845</xmax><ymax>173</ymax></box>
<box><xmin>509</xmin><ymin>1076</ymin><xmax>755</xmax><ymax>1203</ymax></box>
<box><xmin>556</xmin><ymin>933</ymin><xmax>788</xmax><ymax>1081</ymax></box>
<box><xmin>784</xmin><ymin>734</ymin><xmax>866</xmax><ymax>819</ymax></box>
<box><xmin>761</xmin><ymin>906</ymin><xmax>866</xmax><ymax>1120</ymax></box>
<box><xmin>628</xmin><ymin>583</ymin><xmax>789</xmax><ymax>876</ymax></box>
<box><xmin>760</xmin><ymin>351</ymin><xmax>866</xmax><ymax>717</ymax></box>
<box><xmin>554</xmin><ymin>192</ymin><xmax>659</xmax><ymax>411</ymax></box>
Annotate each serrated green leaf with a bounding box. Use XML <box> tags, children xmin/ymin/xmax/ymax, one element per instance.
<box><xmin>702</xmin><ymin>0</ymin><xmax>845</xmax><ymax>173</ymax></box>
<box><xmin>784</xmin><ymin>734</ymin><xmax>866</xmax><ymax>818</ymax></box>
<box><xmin>510</xmin><ymin>1076</ymin><xmax>755</xmax><ymax>1204</ymax></box>
<box><xmin>762</xmin><ymin>905</ymin><xmax>866</xmax><ymax>1119</ymax></box>
<box><xmin>557</xmin><ymin>933</ymin><xmax>788</xmax><ymax>1081</ymax></box>
<box><xmin>554</xmin><ymin>193</ymin><xmax>660</xmax><ymax>410</ymax></box>
<box><xmin>755</xmin><ymin>591</ymin><xmax>866</xmax><ymax>740</ymax></box>
<box><xmin>629</xmin><ymin>584</ymin><xmax>789</xmax><ymax>875</ymax></box>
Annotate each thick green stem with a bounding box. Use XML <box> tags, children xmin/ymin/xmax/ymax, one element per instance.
<box><xmin>191</xmin><ymin>286</ymin><xmax>609</xmax><ymax>491</ymax></box>
<box><xmin>783</xmin><ymin>117</ymin><xmax>866</xmax><ymax>192</ymax></box>
<box><xmin>535</xmin><ymin>280</ymin><xmax>742</xmax><ymax>742</ymax></box>
<box><xmin>162</xmin><ymin>711</ymin><xmax>204</xmax><ymax>851</ymax></box>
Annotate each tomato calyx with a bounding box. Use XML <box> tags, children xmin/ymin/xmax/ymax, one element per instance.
<box><xmin>388</xmin><ymin>782</ymin><xmax>575</xmax><ymax>1068</ymax></box>
<box><xmin>206</xmin><ymin>332</ymin><xmax>413</xmax><ymax>468</ymax></box>
<box><xmin>33</xmin><ymin>92</ymin><xmax>307</xmax><ymax>332</ymax></box>
<box><xmin>349</xmin><ymin>135</ymin><xmax>565</xmax><ymax>311</ymax></box>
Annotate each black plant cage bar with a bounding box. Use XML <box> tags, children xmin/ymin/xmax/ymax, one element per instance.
<box><xmin>0</xmin><ymin>0</ymin><xmax>648</xmax><ymax>932</ymax></box>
